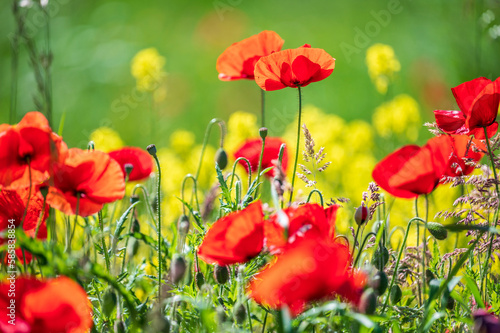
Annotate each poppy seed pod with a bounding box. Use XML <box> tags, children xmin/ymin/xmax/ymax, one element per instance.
<box><xmin>195</xmin><ymin>271</ymin><xmax>205</xmax><ymax>290</ymax></box>
<box><xmin>427</xmin><ymin>222</ymin><xmax>448</xmax><ymax>240</ymax></box>
<box><xmin>146</xmin><ymin>144</ymin><xmax>157</xmax><ymax>156</ymax></box>
<box><xmin>359</xmin><ymin>288</ymin><xmax>377</xmax><ymax>315</ymax></box>
<box><xmin>369</xmin><ymin>270</ymin><xmax>388</xmax><ymax>295</ymax></box>
<box><xmin>389</xmin><ymin>285</ymin><xmax>402</xmax><ymax>304</ymax></box>
<box><xmin>233</xmin><ymin>302</ymin><xmax>247</xmax><ymax>325</ymax></box>
<box><xmin>124</xmin><ymin>163</ymin><xmax>134</xmax><ymax>177</ymax></box>
<box><xmin>215</xmin><ymin>148</ymin><xmax>228</xmax><ymax>170</ymax></box>
<box><xmin>39</xmin><ymin>186</ymin><xmax>49</xmax><ymax>199</ymax></box>
<box><xmin>354</xmin><ymin>205</ymin><xmax>369</xmax><ymax>226</ymax></box>
<box><xmin>372</xmin><ymin>246</ymin><xmax>389</xmax><ymax>270</ymax></box>
<box><xmin>259</xmin><ymin>127</ymin><xmax>268</xmax><ymax>139</ymax></box>
<box><xmin>178</xmin><ymin>215</ymin><xmax>190</xmax><ymax>237</ymax></box>
<box><xmin>171</xmin><ymin>255</ymin><xmax>187</xmax><ymax>284</ymax></box>
<box><xmin>214</xmin><ymin>264</ymin><xmax>230</xmax><ymax>284</ymax></box>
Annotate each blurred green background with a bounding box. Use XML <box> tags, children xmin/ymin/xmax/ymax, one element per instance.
<box><xmin>1</xmin><ymin>0</ymin><xmax>500</xmax><ymax>150</ymax></box>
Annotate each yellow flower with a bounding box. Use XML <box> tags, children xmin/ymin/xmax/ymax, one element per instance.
<box><xmin>170</xmin><ymin>130</ymin><xmax>196</xmax><ymax>157</ymax></box>
<box><xmin>225</xmin><ymin>111</ymin><xmax>259</xmax><ymax>154</ymax></box>
<box><xmin>131</xmin><ymin>48</ymin><xmax>166</xmax><ymax>92</ymax></box>
<box><xmin>372</xmin><ymin>94</ymin><xmax>421</xmax><ymax>142</ymax></box>
<box><xmin>89</xmin><ymin>127</ymin><xmax>124</xmax><ymax>152</ymax></box>
<box><xmin>366</xmin><ymin>43</ymin><xmax>401</xmax><ymax>94</ymax></box>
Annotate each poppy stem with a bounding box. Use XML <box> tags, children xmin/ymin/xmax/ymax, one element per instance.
<box><xmin>415</xmin><ymin>197</ymin><xmax>422</xmax><ymax>306</ymax></box>
<box><xmin>255</xmin><ymin>136</ymin><xmax>266</xmax><ymax>198</ymax></box>
<box><xmin>289</xmin><ymin>86</ymin><xmax>302</xmax><ymax>205</ymax></box>
<box><xmin>261</xmin><ymin>89</ymin><xmax>266</xmax><ymax>128</ymax></box>
<box><xmin>352</xmin><ymin>224</ymin><xmax>361</xmax><ymax>256</ymax></box>
<box><xmin>261</xmin><ymin>311</ymin><xmax>268</xmax><ymax>333</ymax></box>
<box><xmin>230</xmin><ymin>157</ymin><xmax>252</xmax><ymax>190</ymax></box>
<box><xmin>421</xmin><ymin>194</ymin><xmax>429</xmax><ymax>301</ymax></box>
<box><xmin>194</xmin><ymin>118</ymin><xmax>226</xmax><ymax>182</ymax></box>
<box><xmin>480</xmin><ymin>126</ymin><xmax>500</xmax><ymax>300</ymax></box>
<box><xmin>181</xmin><ymin>174</ymin><xmax>200</xmax><ymax>215</ymax></box>
<box><xmin>152</xmin><ymin>154</ymin><xmax>163</xmax><ymax>303</ymax></box>
<box><xmin>98</xmin><ymin>209</ymin><xmax>111</xmax><ymax>272</ymax></box>
<box><xmin>20</xmin><ymin>158</ymin><xmax>32</xmax><ymax>229</ymax></box>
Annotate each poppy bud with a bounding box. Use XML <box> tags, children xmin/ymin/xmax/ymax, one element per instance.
<box><xmin>131</xmin><ymin>218</ymin><xmax>141</xmax><ymax>233</ymax></box>
<box><xmin>369</xmin><ymin>270</ymin><xmax>388</xmax><ymax>295</ymax></box>
<box><xmin>146</xmin><ymin>306</ymin><xmax>171</xmax><ymax>333</ymax></box>
<box><xmin>178</xmin><ymin>215</ymin><xmax>190</xmax><ymax>237</ymax></box>
<box><xmin>214</xmin><ymin>264</ymin><xmax>230</xmax><ymax>284</ymax></box>
<box><xmin>102</xmin><ymin>290</ymin><xmax>117</xmax><ymax>317</ymax></box>
<box><xmin>371</xmin><ymin>247</ymin><xmax>389</xmax><ymax>270</ymax></box>
<box><xmin>171</xmin><ymin>254</ymin><xmax>187</xmax><ymax>284</ymax></box>
<box><xmin>215</xmin><ymin>148</ymin><xmax>228</xmax><ymax>170</ymax></box>
<box><xmin>243</xmin><ymin>196</ymin><xmax>254</xmax><ymax>206</ymax></box>
<box><xmin>359</xmin><ymin>288</ymin><xmax>377</xmax><ymax>315</ymax></box>
<box><xmin>354</xmin><ymin>205</ymin><xmax>369</xmax><ymax>226</ymax></box>
<box><xmin>124</xmin><ymin>163</ymin><xmax>134</xmax><ymax>177</ymax></box>
<box><xmin>146</xmin><ymin>144</ymin><xmax>157</xmax><ymax>156</ymax></box>
<box><xmin>87</xmin><ymin>141</ymin><xmax>95</xmax><ymax>151</ymax></box>
<box><xmin>39</xmin><ymin>186</ymin><xmax>49</xmax><ymax>199</ymax></box>
<box><xmin>390</xmin><ymin>285</ymin><xmax>402</xmax><ymax>304</ymax></box>
<box><xmin>130</xmin><ymin>194</ymin><xmax>140</xmax><ymax>205</ymax></box>
<box><xmin>259</xmin><ymin>127</ymin><xmax>268</xmax><ymax>140</ymax></box>
<box><xmin>426</xmin><ymin>222</ymin><xmax>448</xmax><ymax>240</ymax></box>
<box><xmin>425</xmin><ymin>269</ymin><xmax>435</xmax><ymax>286</ymax></box>
<box><xmin>233</xmin><ymin>301</ymin><xmax>247</xmax><ymax>325</ymax></box>
<box><xmin>195</xmin><ymin>271</ymin><xmax>205</xmax><ymax>290</ymax></box>
<box><xmin>114</xmin><ymin>320</ymin><xmax>126</xmax><ymax>333</ymax></box>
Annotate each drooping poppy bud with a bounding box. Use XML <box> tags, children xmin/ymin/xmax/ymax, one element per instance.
<box><xmin>354</xmin><ymin>205</ymin><xmax>369</xmax><ymax>226</ymax></box>
<box><xmin>427</xmin><ymin>222</ymin><xmax>448</xmax><ymax>240</ymax></box>
<box><xmin>215</xmin><ymin>148</ymin><xmax>228</xmax><ymax>170</ymax></box>
<box><xmin>359</xmin><ymin>289</ymin><xmax>377</xmax><ymax>315</ymax></box>
<box><xmin>171</xmin><ymin>254</ymin><xmax>187</xmax><ymax>284</ymax></box>
<box><xmin>369</xmin><ymin>270</ymin><xmax>388</xmax><ymax>296</ymax></box>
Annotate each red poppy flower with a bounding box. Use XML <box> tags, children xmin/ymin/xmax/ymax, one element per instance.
<box><xmin>234</xmin><ymin>137</ymin><xmax>288</xmax><ymax>178</ymax></box>
<box><xmin>434</xmin><ymin>77</ymin><xmax>500</xmax><ymax>139</ymax></box>
<box><xmin>264</xmin><ymin>203</ymin><xmax>339</xmax><ymax>253</ymax></box>
<box><xmin>254</xmin><ymin>44</ymin><xmax>335</xmax><ymax>91</ymax></box>
<box><xmin>108</xmin><ymin>147</ymin><xmax>153</xmax><ymax>181</ymax></box>
<box><xmin>216</xmin><ymin>30</ymin><xmax>284</xmax><ymax>81</ymax></box>
<box><xmin>0</xmin><ymin>112</ymin><xmax>67</xmax><ymax>189</ymax></box>
<box><xmin>248</xmin><ymin>236</ymin><xmax>365</xmax><ymax>316</ymax></box>
<box><xmin>372</xmin><ymin>135</ymin><xmax>454</xmax><ymax>199</ymax></box>
<box><xmin>198</xmin><ymin>201</ymin><xmax>264</xmax><ymax>266</ymax></box>
<box><xmin>0</xmin><ymin>276</ymin><xmax>92</xmax><ymax>333</ymax></box>
<box><xmin>444</xmin><ymin>135</ymin><xmax>484</xmax><ymax>178</ymax></box>
<box><xmin>47</xmin><ymin>148</ymin><xmax>125</xmax><ymax>217</ymax></box>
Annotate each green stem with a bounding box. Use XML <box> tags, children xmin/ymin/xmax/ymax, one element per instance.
<box><xmin>246</xmin><ymin>300</ymin><xmax>253</xmax><ymax>331</ymax></box>
<box><xmin>261</xmin><ymin>89</ymin><xmax>265</xmax><ymax>127</ymax></box>
<box><xmin>98</xmin><ymin>210</ymin><xmax>111</xmax><ymax>272</ymax></box>
<box><xmin>132</xmin><ymin>184</ymin><xmax>158</xmax><ymax>230</ymax></box>
<box><xmin>152</xmin><ymin>155</ymin><xmax>163</xmax><ymax>303</ymax></box>
<box><xmin>20</xmin><ymin>159</ymin><xmax>32</xmax><ymax>228</ymax></box>
<box><xmin>230</xmin><ymin>157</ymin><xmax>252</xmax><ymax>190</ymax></box>
<box><xmin>261</xmin><ymin>311</ymin><xmax>268</xmax><ymax>333</ymax></box>
<box><xmin>480</xmin><ymin>126</ymin><xmax>500</xmax><ymax>300</ymax></box>
<box><xmin>289</xmin><ymin>86</ymin><xmax>302</xmax><ymax>205</ymax></box>
<box><xmin>65</xmin><ymin>194</ymin><xmax>79</xmax><ymax>253</ymax></box>
<box><xmin>194</xmin><ymin>118</ymin><xmax>225</xmax><ymax>181</ymax></box>
<box><xmin>181</xmin><ymin>174</ymin><xmax>200</xmax><ymax>214</ymax></box>
<box><xmin>353</xmin><ymin>232</ymin><xmax>377</xmax><ymax>267</ymax></box>
<box><xmin>352</xmin><ymin>225</ymin><xmax>361</xmax><ymax>255</ymax></box>
<box><xmin>255</xmin><ymin>136</ymin><xmax>266</xmax><ymax>198</ymax></box>
<box><xmin>415</xmin><ymin>197</ymin><xmax>422</xmax><ymax>306</ymax></box>
<box><xmin>306</xmin><ymin>189</ymin><xmax>324</xmax><ymax>207</ymax></box>
<box><xmin>422</xmin><ymin>194</ymin><xmax>429</xmax><ymax>301</ymax></box>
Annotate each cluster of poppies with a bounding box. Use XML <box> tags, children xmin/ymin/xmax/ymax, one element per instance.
<box><xmin>197</xmin><ymin>201</ymin><xmax>365</xmax><ymax>316</ymax></box>
<box><xmin>0</xmin><ymin>112</ymin><xmax>154</xmax><ymax>331</ymax></box>
<box><xmin>373</xmin><ymin>76</ymin><xmax>500</xmax><ymax>199</ymax></box>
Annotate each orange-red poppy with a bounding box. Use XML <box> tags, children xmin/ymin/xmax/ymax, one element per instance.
<box><xmin>0</xmin><ymin>276</ymin><xmax>92</xmax><ymax>333</ymax></box>
<box><xmin>234</xmin><ymin>137</ymin><xmax>288</xmax><ymax>178</ymax></box>
<box><xmin>248</xmin><ymin>236</ymin><xmax>365</xmax><ymax>316</ymax></box>
<box><xmin>198</xmin><ymin>201</ymin><xmax>264</xmax><ymax>266</ymax></box>
<box><xmin>47</xmin><ymin>148</ymin><xmax>125</xmax><ymax>217</ymax></box>
<box><xmin>372</xmin><ymin>135</ymin><xmax>454</xmax><ymax>199</ymax></box>
<box><xmin>434</xmin><ymin>77</ymin><xmax>500</xmax><ymax>139</ymax></box>
<box><xmin>254</xmin><ymin>44</ymin><xmax>335</xmax><ymax>91</ymax></box>
<box><xmin>108</xmin><ymin>147</ymin><xmax>153</xmax><ymax>181</ymax></box>
<box><xmin>0</xmin><ymin>112</ymin><xmax>67</xmax><ymax>189</ymax></box>
<box><xmin>444</xmin><ymin>135</ymin><xmax>484</xmax><ymax>178</ymax></box>
<box><xmin>264</xmin><ymin>203</ymin><xmax>339</xmax><ymax>254</ymax></box>
<box><xmin>216</xmin><ymin>30</ymin><xmax>284</xmax><ymax>81</ymax></box>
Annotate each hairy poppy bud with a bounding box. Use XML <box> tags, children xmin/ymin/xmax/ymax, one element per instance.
<box><xmin>233</xmin><ymin>302</ymin><xmax>247</xmax><ymax>325</ymax></box>
<box><xmin>369</xmin><ymin>270</ymin><xmax>388</xmax><ymax>295</ymax></box>
<box><xmin>259</xmin><ymin>127</ymin><xmax>268</xmax><ymax>139</ymax></box>
<box><xmin>354</xmin><ymin>205</ymin><xmax>369</xmax><ymax>226</ymax></box>
<box><xmin>214</xmin><ymin>264</ymin><xmax>230</xmax><ymax>284</ymax></box>
<box><xmin>146</xmin><ymin>144</ymin><xmax>157</xmax><ymax>156</ymax></box>
<box><xmin>130</xmin><ymin>194</ymin><xmax>140</xmax><ymax>205</ymax></box>
<box><xmin>215</xmin><ymin>148</ymin><xmax>228</xmax><ymax>170</ymax></box>
<box><xmin>124</xmin><ymin>163</ymin><xmax>134</xmax><ymax>177</ymax></box>
<box><xmin>171</xmin><ymin>254</ymin><xmax>187</xmax><ymax>284</ymax></box>
<box><xmin>359</xmin><ymin>288</ymin><xmax>377</xmax><ymax>315</ymax></box>
<box><xmin>390</xmin><ymin>285</ymin><xmax>402</xmax><ymax>304</ymax></box>
<box><xmin>195</xmin><ymin>271</ymin><xmax>205</xmax><ymax>290</ymax></box>
<box><xmin>372</xmin><ymin>246</ymin><xmax>389</xmax><ymax>270</ymax></box>
<box><xmin>427</xmin><ymin>222</ymin><xmax>448</xmax><ymax>240</ymax></box>
<box><xmin>178</xmin><ymin>215</ymin><xmax>190</xmax><ymax>237</ymax></box>
<box><xmin>102</xmin><ymin>290</ymin><xmax>117</xmax><ymax>317</ymax></box>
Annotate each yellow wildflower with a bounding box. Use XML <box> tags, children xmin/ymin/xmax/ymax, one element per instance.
<box><xmin>131</xmin><ymin>48</ymin><xmax>166</xmax><ymax>92</ymax></box>
<box><xmin>89</xmin><ymin>127</ymin><xmax>124</xmax><ymax>152</ymax></box>
<box><xmin>225</xmin><ymin>111</ymin><xmax>259</xmax><ymax>153</ymax></box>
<box><xmin>366</xmin><ymin>43</ymin><xmax>401</xmax><ymax>94</ymax></box>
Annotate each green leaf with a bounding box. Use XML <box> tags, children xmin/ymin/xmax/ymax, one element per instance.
<box><xmin>462</xmin><ymin>275</ymin><xmax>485</xmax><ymax>309</ymax></box>
<box><xmin>114</xmin><ymin>201</ymin><xmax>140</xmax><ymax>241</ymax></box>
<box><xmin>423</xmin><ymin>311</ymin><xmax>446</xmax><ymax>332</ymax></box>
<box><xmin>215</xmin><ymin>163</ymin><xmax>232</xmax><ymax>205</ymax></box>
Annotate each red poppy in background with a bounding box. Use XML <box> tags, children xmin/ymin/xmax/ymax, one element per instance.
<box><xmin>108</xmin><ymin>147</ymin><xmax>153</xmax><ymax>181</ymax></box>
<box><xmin>372</xmin><ymin>135</ymin><xmax>454</xmax><ymax>199</ymax></box>
<box><xmin>264</xmin><ymin>203</ymin><xmax>340</xmax><ymax>253</ymax></box>
<box><xmin>47</xmin><ymin>148</ymin><xmax>125</xmax><ymax>217</ymax></box>
<box><xmin>0</xmin><ymin>112</ymin><xmax>67</xmax><ymax>189</ymax></box>
<box><xmin>216</xmin><ymin>30</ymin><xmax>284</xmax><ymax>81</ymax></box>
<box><xmin>434</xmin><ymin>77</ymin><xmax>500</xmax><ymax>139</ymax></box>
<box><xmin>198</xmin><ymin>201</ymin><xmax>264</xmax><ymax>266</ymax></box>
<box><xmin>444</xmin><ymin>135</ymin><xmax>484</xmax><ymax>178</ymax></box>
<box><xmin>0</xmin><ymin>276</ymin><xmax>92</xmax><ymax>333</ymax></box>
<box><xmin>254</xmin><ymin>44</ymin><xmax>335</xmax><ymax>91</ymax></box>
<box><xmin>234</xmin><ymin>137</ymin><xmax>288</xmax><ymax>178</ymax></box>
<box><xmin>248</xmin><ymin>236</ymin><xmax>365</xmax><ymax>316</ymax></box>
